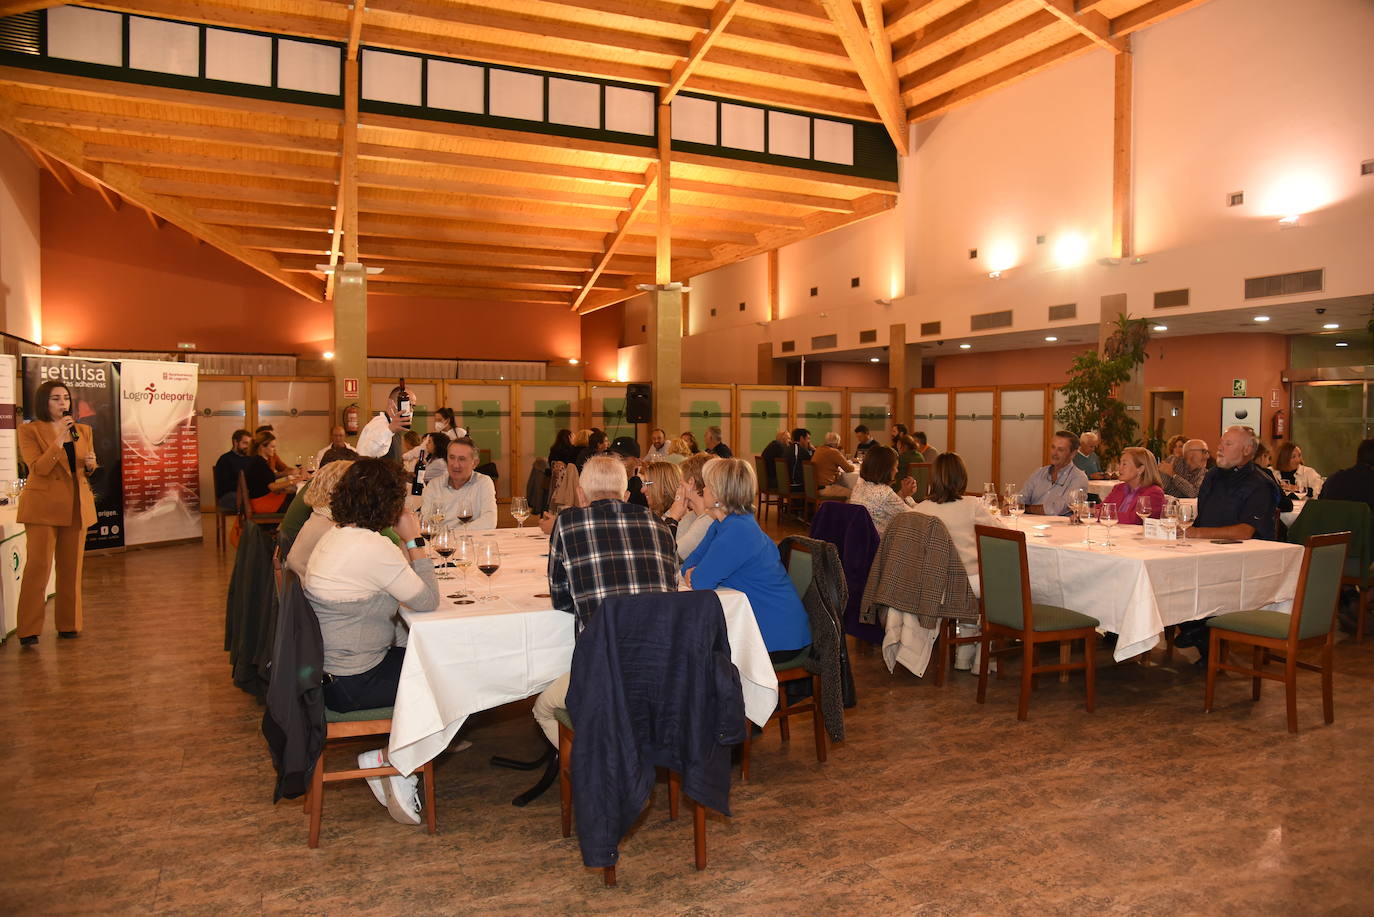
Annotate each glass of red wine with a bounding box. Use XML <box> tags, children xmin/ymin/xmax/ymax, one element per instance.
<box><xmin>477</xmin><ymin>539</ymin><xmax>501</xmax><ymax>602</ymax></box>
<box><xmin>456</xmin><ymin>498</ymin><xmax>475</xmax><ymax>528</ymax></box>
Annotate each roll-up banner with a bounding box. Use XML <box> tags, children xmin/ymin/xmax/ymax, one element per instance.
<box><xmin>120</xmin><ymin>360</ymin><xmax>200</xmax><ymax>546</ymax></box>
<box><xmin>22</xmin><ymin>356</ymin><xmax>125</xmax><ymax>550</ymax></box>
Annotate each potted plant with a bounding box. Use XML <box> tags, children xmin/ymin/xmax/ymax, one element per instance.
<box><xmin>1055</xmin><ymin>314</ymin><xmax>1152</xmax><ymax>466</ymax></box>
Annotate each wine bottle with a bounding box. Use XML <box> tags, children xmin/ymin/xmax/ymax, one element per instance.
<box><xmin>396</xmin><ymin>377</ymin><xmax>410</xmax><ymax>418</ymax></box>
<box><xmin>411</xmin><ymin>449</ymin><xmax>426</xmax><ymax>496</ymax></box>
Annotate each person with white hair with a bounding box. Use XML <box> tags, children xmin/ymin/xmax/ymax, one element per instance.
<box><xmin>1190</xmin><ymin>425</ymin><xmax>1280</xmax><ymax>542</ymax></box>
<box><xmin>531</xmin><ymin>455</ymin><xmax>678</xmax><ymax>746</ymax></box>
<box><xmin>811</xmin><ymin>430</ymin><xmax>856</xmax><ymax>497</ymax></box>
<box><xmin>1072</xmin><ymin>431</ymin><xmax>1104</xmax><ymax>478</ymax></box>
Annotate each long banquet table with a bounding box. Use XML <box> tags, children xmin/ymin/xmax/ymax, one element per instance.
<box><xmin>1019</xmin><ymin>517</ymin><xmax>1305</xmax><ymax>661</ymax></box>
<box><xmin>387</xmin><ymin>528</ymin><xmax>779</xmax><ymax>776</ymax></box>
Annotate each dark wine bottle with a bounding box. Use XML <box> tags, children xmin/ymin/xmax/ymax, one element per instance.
<box><xmin>396</xmin><ymin>377</ymin><xmax>410</xmax><ymax>418</ymax></box>
<box><xmin>411</xmin><ymin>450</ymin><xmax>426</xmax><ymax>496</ymax></box>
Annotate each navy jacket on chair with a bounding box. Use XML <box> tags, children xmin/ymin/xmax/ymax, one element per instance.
<box><xmin>566</xmin><ymin>590</ymin><xmax>745</xmax><ymax>869</ymax></box>
<box><xmin>261</xmin><ymin>571</ymin><xmax>326</xmax><ymax>802</ymax></box>
<box><xmin>809</xmin><ymin>501</ymin><xmax>882</xmax><ymax>646</ymax></box>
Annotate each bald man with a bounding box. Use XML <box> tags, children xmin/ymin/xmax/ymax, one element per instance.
<box><xmin>1161</xmin><ymin>438</ymin><xmax>1210</xmax><ymax>499</ymax></box>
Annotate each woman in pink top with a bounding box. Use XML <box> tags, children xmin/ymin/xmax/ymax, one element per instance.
<box><xmin>1104</xmin><ymin>446</ymin><xmax>1166</xmax><ymax>524</ymax></box>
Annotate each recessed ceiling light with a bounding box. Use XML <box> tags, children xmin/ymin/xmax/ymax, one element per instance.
<box><xmin>1253</xmin><ymin>315</ymin><xmax>1270</xmax><ymax>322</ymax></box>
<box><xmin>45</xmin><ymin>344</ymin><xmax>62</xmax><ymax>352</ymax></box>
<box><xmin>322</xmin><ymin>351</ymin><xmax>334</xmax><ymax>360</ymax></box>
<box><xmin>1152</xmin><ymin>324</ymin><xmax>1168</xmax><ymax>332</ymax></box>
<box><xmin>1044</xmin><ymin>336</ymin><xmax>1058</xmax><ymax>342</ymax></box>
<box><xmin>959</xmin><ymin>343</ymin><xmax>972</xmax><ymax>350</ymax></box>
<box><xmin>568</xmin><ymin>358</ymin><xmax>579</xmax><ymax>365</ymax></box>
<box><xmin>1336</xmin><ymin>341</ymin><xmax>1350</xmax><ymax>347</ymax></box>
<box><xmin>869</xmin><ymin>357</ymin><xmax>881</xmax><ymax>363</ymax></box>
<box><xmin>1323</xmin><ymin>323</ymin><xmax>1339</xmax><ymax>330</ymax></box>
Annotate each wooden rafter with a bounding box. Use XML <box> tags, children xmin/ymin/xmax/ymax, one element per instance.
<box><xmin>143</xmin><ymin>207</ymin><xmax>163</xmax><ymax>231</ymax></box>
<box><xmin>892</xmin><ymin>0</ymin><xmax>1021</xmax><ymax>63</ymax></box>
<box><xmin>1112</xmin><ymin>39</ymin><xmax>1133</xmax><ymax>259</ymax></box>
<box><xmin>1031</xmin><ymin>0</ymin><xmax>1126</xmax><ymax>53</ymax></box>
<box><xmin>1111</xmin><ymin>0</ymin><xmax>1213</xmax><ymax>35</ymax></box>
<box><xmin>859</xmin><ymin>0</ymin><xmax>898</xmax><ymax>90</ymax></box>
<box><xmin>817</xmin><ymin>0</ymin><xmax>909</xmax><ymax>155</ymax></box>
<box><xmin>0</xmin><ymin>96</ymin><xmax>321</xmax><ymax>301</ymax></box>
<box><xmin>662</xmin><ymin>0</ymin><xmax>746</xmax><ymax>104</ymax></box>
<box><xmin>31</xmin><ymin>144</ymin><xmax>75</xmax><ymax>193</ymax></box>
<box><xmin>324</xmin><ymin>2</ymin><xmax>365</xmax><ymax>300</ymax></box>
<box><xmin>91</xmin><ymin>181</ymin><xmax>121</xmax><ymax>213</ymax></box>
<box><xmin>656</xmin><ymin>102</ymin><xmax>672</xmax><ymax>285</ymax></box>
<box><xmin>908</xmin><ymin>35</ymin><xmax>1095</xmax><ymax>121</ymax></box>
<box><xmin>571</xmin><ymin>165</ymin><xmax>660</xmax><ymax>312</ymax></box>
<box><xmin>900</xmin><ymin>10</ymin><xmax>1058</xmax><ymax>97</ymax></box>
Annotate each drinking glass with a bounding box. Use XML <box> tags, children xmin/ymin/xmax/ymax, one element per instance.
<box><xmin>984</xmin><ymin>483</ymin><xmax>997</xmax><ymax>503</ymax></box>
<box><xmin>1097</xmin><ymin>503</ymin><xmax>1118</xmax><ymax>547</ymax></box>
<box><xmin>431</xmin><ymin>528</ymin><xmax>454</xmax><ymax>580</ymax></box>
<box><xmin>1177</xmin><ymin>501</ymin><xmax>1197</xmax><ymax>547</ymax></box>
<box><xmin>1135</xmin><ymin>494</ymin><xmax>1153</xmax><ymax>522</ymax></box>
<box><xmin>1008</xmin><ymin>493</ymin><xmax>1025</xmax><ymax>529</ymax></box>
<box><xmin>1161</xmin><ymin>501</ymin><xmax>1179</xmax><ymax>548</ymax></box>
<box><xmin>510</xmin><ymin>496</ymin><xmax>530</xmax><ymax>532</ymax></box>
<box><xmin>476</xmin><ymin>539</ymin><xmax>502</xmax><ymax>602</ymax></box>
<box><xmin>455</xmin><ymin>498</ymin><xmax>475</xmax><ymax>528</ymax></box>
<box><xmin>1076</xmin><ymin>498</ymin><xmax>1095</xmax><ymax>544</ymax></box>
<box><xmin>451</xmin><ymin>534</ymin><xmax>476</xmax><ymax>604</ymax></box>
<box><xmin>1067</xmin><ymin>488</ymin><xmax>1086</xmax><ymax>525</ymax></box>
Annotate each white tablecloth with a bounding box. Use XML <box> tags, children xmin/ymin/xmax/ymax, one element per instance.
<box><xmin>1020</xmin><ymin>518</ymin><xmax>1304</xmax><ymax>661</ymax></box>
<box><xmin>387</xmin><ymin>529</ymin><xmax>778</xmax><ymax>776</ymax></box>
<box><xmin>1087</xmin><ymin>480</ymin><xmax>1119</xmax><ymax>500</ymax></box>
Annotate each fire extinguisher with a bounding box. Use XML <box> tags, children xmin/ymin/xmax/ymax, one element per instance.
<box><xmin>343</xmin><ymin>403</ymin><xmax>361</xmax><ymax>435</ymax></box>
<box><xmin>1271</xmin><ymin>408</ymin><xmax>1287</xmax><ymax>440</ymax></box>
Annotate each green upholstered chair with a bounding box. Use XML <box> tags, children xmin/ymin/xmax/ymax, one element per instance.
<box><xmin>773</xmin><ymin>457</ymin><xmax>799</xmax><ymax>518</ymax></box>
<box><xmin>1204</xmin><ymin>532</ymin><xmax>1349</xmax><ymax>733</ymax></box>
<box><xmin>739</xmin><ymin>539</ymin><xmax>826</xmax><ymax>780</ymax></box>
<box><xmin>897</xmin><ymin>461</ymin><xmax>931</xmax><ymax>502</ymax></box>
<box><xmin>304</xmin><ymin>706</ymin><xmax>437</xmax><ymax>847</ymax></box>
<box><xmin>974</xmin><ymin>525</ymin><xmax>1100</xmax><ymax>720</ymax></box>
<box><xmin>554</xmin><ymin>707</ymin><xmax>704</xmax><ymax>887</ymax></box>
<box><xmin>800</xmin><ymin>462</ymin><xmax>848</xmax><ymax>520</ymax></box>
<box><xmin>1288</xmin><ymin>499</ymin><xmax>1371</xmax><ymax>643</ymax></box>
<box><xmin>754</xmin><ymin>455</ymin><xmax>785</xmax><ymax>522</ymax></box>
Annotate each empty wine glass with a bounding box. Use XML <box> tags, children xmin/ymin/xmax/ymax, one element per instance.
<box><xmin>476</xmin><ymin>539</ymin><xmax>502</xmax><ymax>602</ymax></box>
<box><xmin>1177</xmin><ymin>501</ymin><xmax>1197</xmax><ymax>547</ymax></box>
<box><xmin>1136</xmin><ymin>494</ymin><xmax>1153</xmax><ymax>523</ymax></box>
<box><xmin>1097</xmin><ymin>503</ymin><xmax>1118</xmax><ymax>548</ymax></box>
<box><xmin>451</xmin><ymin>534</ymin><xmax>475</xmax><ymax>604</ymax></box>
<box><xmin>1008</xmin><ymin>493</ymin><xmax>1026</xmax><ymax>529</ymax></box>
<box><xmin>1068</xmin><ymin>488</ymin><xmax>1086</xmax><ymax>526</ymax></box>
<box><xmin>1161</xmin><ymin>501</ymin><xmax>1179</xmax><ymax>548</ymax></box>
<box><xmin>1077</xmin><ymin>498</ymin><xmax>1095</xmax><ymax>545</ymax></box>
<box><xmin>510</xmin><ymin>496</ymin><xmax>530</xmax><ymax>532</ymax></box>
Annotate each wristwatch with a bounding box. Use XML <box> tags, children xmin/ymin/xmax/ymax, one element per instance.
<box><xmin>405</xmin><ymin>536</ymin><xmax>426</xmax><ymax>549</ymax></box>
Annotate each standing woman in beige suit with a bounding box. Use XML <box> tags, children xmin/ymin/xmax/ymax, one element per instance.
<box><xmin>16</xmin><ymin>379</ymin><xmax>97</xmax><ymax>646</ymax></box>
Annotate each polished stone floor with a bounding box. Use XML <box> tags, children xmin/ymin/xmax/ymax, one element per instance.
<box><xmin>2</xmin><ymin>515</ymin><xmax>1372</xmax><ymax>916</ymax></box>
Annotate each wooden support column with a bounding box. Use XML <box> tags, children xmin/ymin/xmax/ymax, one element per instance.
<box><xmin>766</xmin><ymin>249</ymin><xmax>779</xmax><ymax>322</ymax></box>
<box><xmin>648</xmin><ymin>100</ymin><xmax>681</xmax><ymax>439</ymax></box>
<box><xmin>1112</xmin><ymin>38</ymin><xmax>1133</xmax><ymax>259</ymax></box>
<box><xmin>889</xmin><ymin>323</ymin><xmax>909</xmax><ymax>430</ymax></box>
<box><xmin>334</xmin><ymin>263</ymin><xmax>369</xmax><ymax>422</ymax></box>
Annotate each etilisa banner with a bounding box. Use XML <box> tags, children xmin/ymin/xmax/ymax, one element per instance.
<box><xmin>120</xmin><ymin>361</ymin><xmax>201</xmax><ymax>546</ymax></box>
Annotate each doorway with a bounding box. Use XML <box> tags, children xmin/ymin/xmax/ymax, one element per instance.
<box><xmin>1149</xmin><ymin>390</ymin><xmax>1185</xmax><ymax>443</ymax></box>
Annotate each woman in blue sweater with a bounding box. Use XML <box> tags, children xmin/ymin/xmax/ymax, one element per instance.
<box><xmin>682</xmin><ymin>457</ymin><xmax>811</xmax><ymax>657</ymax></box>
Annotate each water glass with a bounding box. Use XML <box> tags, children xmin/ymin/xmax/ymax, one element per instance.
<box><xmin>1177</xmin><ymin>501</ymin><xmax>1197</xmax><ymax>547</ymax></box>
<box><xmin>1076</xmin><ymin>499</ymin><xmax>1095</xmax><ymax>544</ymax></box>
<box><xmin>1097</xmin><ymin>503</ymin><xmax>1118</xmax><ymax>547</ymax></box>
<box><xmin>1136</xmin><ymin>494</ymin><xmax>1152</xmax><ymax>522</ymax></box>
<box><xmin>1161</xmin><ymin>502</ymin><xmax>1179</xmax><ymax>548</ymax></box>
<box><xmin>1008</xmin><ymin>493</ymin><xmax>1026</xmax><ymax>528</ymax></box>
<box><xmin>510</xmin><ymin>496</ymin><xmax>530</xmax><ymax>532</ymax></box>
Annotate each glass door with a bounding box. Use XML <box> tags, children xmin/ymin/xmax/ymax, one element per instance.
<box><xmin>1292</xmin><ymin>381</ymin><xmax>1366</xmax><ymax>479</ymax></box>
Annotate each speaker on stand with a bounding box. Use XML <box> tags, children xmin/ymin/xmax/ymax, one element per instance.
<box><xmin>625</xmin><ymin>383</ymin><xmax>652</xmax><ymax>450</ymax></box>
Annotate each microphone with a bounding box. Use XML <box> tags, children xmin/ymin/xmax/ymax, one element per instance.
<box><xmin>62</xmin><ymin>409</ymin><xmax>80</xmax><ymax>441</ymax></box>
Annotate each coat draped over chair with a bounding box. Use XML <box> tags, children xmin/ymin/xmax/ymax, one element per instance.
<box><xmin>808</xmin><ymin>501</ymin><xmax>882</xmax><ymax>646</ymax></box>
<box><xmin>778</xmin><ymin>535</ymin><xmax>856</xmax><ymax>739</ymax></box>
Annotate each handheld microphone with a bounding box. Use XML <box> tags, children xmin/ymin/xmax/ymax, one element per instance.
<box><xmin>62</xmin><ymin>409</ymin><xmax>80</xmax><ymax>441</ymax></box>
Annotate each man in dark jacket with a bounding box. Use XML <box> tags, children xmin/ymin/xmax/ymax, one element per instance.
<box><xmin>787</xmin><ymin>427</ymin><xmax>814</xmax><ymax>493</ymax></box>
<box><xmin>760</xmin><ymin>429</ymin><xmax>790</xmax><ymax>488</ymax></box>
<box><xmin>1319</xmin><ymin>438</ymin><xmax>1374</xmax><ymax>514</ymax></box>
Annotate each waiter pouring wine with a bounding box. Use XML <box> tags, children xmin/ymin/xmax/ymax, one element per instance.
<box><xmin>16</xmin><ymin>379</ymin><xmax>98</xmax><ymax>646</ymax></box>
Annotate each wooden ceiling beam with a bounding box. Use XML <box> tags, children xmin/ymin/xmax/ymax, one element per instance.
<box><xmin>900</xmin><ymin>10</ymin><xmax>1058</xmax><ymax>97</ymax></box>
<box><xmin>816</xmin><ymin>0</ymin><xmax>910</xmax><ymax>153</ymax></box>
<box><xmin>525</xmin><ymin>0</ymin><xmax>707</xmax><ymax>30</ymax></box>
<box><xmin>82</xmin><ymin>145</ymin><xmax>336</xmax><ymax>182</ymax></box>
<box><xmin>236</xmin><ymin>229</ymin><xmax>335</xmax><ymax>255</ymax></box>
<box><xmin>355</xmin><ymin>213</ymin><xmax>713</xmax><ymax>260</ymax></box>
<box><xmin>572</xmin><ymin>165</ymin><xmax>660</xmax><ymax>311</ymax></box>
<box><xmin>143</xmin><ymin>207</ymin><xmax>164</xmax><ymax>231</ymax></box>
<box><xmin>670</xmin><ymin>178</ymin><xmax>856</xmax><ymax>214</ymax></box>
<box><xmin>1031</xmin><ymin>0</ymin><xmax>1126</xmax><ymax>53</ymax></box>
<box><xmin>139</xmin><ymin>177</ymin><xmax>334</xmax><ymax>209</ymax></box>
<box><xmin>353</xmin><ymin>240</ymin><xmax>652</xmax><ymax>274</ymax></box>
<box><xmin>366</xmin><ymin>282</ymin><xmax>574</xmax><ymax>305</ymax></box>
<box><xmin>1111</xmin><ymin>0</ymin><xmax>1213</xmax><ymax>35</ymax></box>
<box><xmin>671</xmin><ymin>150</ymin><xmax>899</xmax><ymax>195</ymax></box>
<box><xmin>12</xmin><ymin>104</ymin><xmax>337</xmax><ymax>154</ymax></box>
<box><xmin>662</xmin><ymin>0</ymin><xmax>746</xmax><ymax>104</ymax></box>
<box><xmin>80</xmin><ymin>0</ymin><xmax>344</xmax><ymax>43</ymax></box>
<box><xmin>892</xmin><ymin>0</ymin><xmax>1021</xmax><ymax>64</ymax></box>
<box><xmin>726</xmin><ymin>18</ymin><xmax>850</xmax><ymax>63</ymax></box>
<box><xmin>295</xmin><ymin>263</ymin><xmax>624</xmax><ymax>292</ymax></box>
<box><xmin>91</xmin><ymin>181</ymin><xmax>121</xmax><ymax>213</ymax></box>
<box><xmin>356</xmin><ymin>171</ymin><xmax>632</xmax><ymax>210</ymax></box>
<box><xmin>0</xmin><ymin>97</ymin><xmax>322</xmax><ymax>301</ymax></box>
<box><xmin>860</xmin><ymin>0</ymin><xmax>898</xmax><ymax>90</ymax></box>
<box><xmin>31</xmin><ymin>145</ymin><xmax>75</xmax><ymax>193</ymax></box>
<box><xmin>0</xmin><ymin>2</ymin><xmax>65</xmax><ymax>15</ymax></box>
<box><xmin>355</xmin><ymin>143</ymin><xmax>646</xmax><ymax>188</ymax></box>
<box><xmin>577</xmin><ymin>283</ymin><xmax>647</xmax><ymax>315</ymax></box>
<box><xmin>908</xmin><ymin>34</ymin><xmax>1095</xmax><ymax>120</ymax></box>
<box><xmin>675</xmin><ymin>74</ymin><xmax>877</xmax><ymax>121</ymax></box>
<box><xmin>194</xmin><ymin>207</ymin><xmax>332</xmax><ymax>233</ymax></box>
<box><xmin>327</xmin><ymin>0</ymin><xmax>366</xmax><ymax>299</ymax></box>
<box><xmin>359</xmin><ymin>112</ymin><xmax>657</xmax><ymax>166</ymax></box>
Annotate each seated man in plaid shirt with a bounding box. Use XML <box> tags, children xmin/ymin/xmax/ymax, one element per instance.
<box><xmin>532</xmin><ymin>455</ymin><xmax>679</xmax><ymax>746</ymax></box>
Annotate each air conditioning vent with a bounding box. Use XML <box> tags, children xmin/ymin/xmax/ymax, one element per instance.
<box><xmin>1244</xmin><ymin>269</ymin><xmax>1323</xmax><ymax>300</ymax></box>
<box><xmin>970</xmin><ymin>310</ymin><xmax>1012</xmax><ymax>331</ymax></box>
<box><xmin>858</xmin><ymin>329</ymin><xmax>877</xmax><ymax>344</ymax></box>
<box><xmin>1361</xmin><ymin>160</ymin><xmax>1373</xmax><ymax>177</ymax></box>
<box><xmin>0</xmin><ymin>11</ymin><xmax>41</xmax><ymax>55</ymax></box>
<box><xmin>1227</xmin><ymin>191</ymin><xmax>1244</xmax><ymax>207</ymax></box>
<box><xmin>780</xmin><ymin>340</ymin><xmax>796</xmax><ymax>353</ymax></box>
<box><xmin>1048</xmin><ymin>303</ymin><xmax>1077</xmax><ymax>321</ymax></box>
<box><xmin>811</xmin><ymin>333</ymin><xmax>837</xmax><ymax>349</ymax></box>
<box><xmin>920</xmin><ymin>321</ymin><xmax>941</xmax><ymax>336</ymax></box>
<box><xmin>1154</xmin><ymin>289</ymin><xmax>1190</xmax><ymax>309</ymax></box>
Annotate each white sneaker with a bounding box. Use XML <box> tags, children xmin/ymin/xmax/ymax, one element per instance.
<box><xmin>357</xmin><ymin>748</ymin><xmax>387</xmax><ymax>807</ymax></box>
<box><xmin>383</xmin><ymin>772</ymin><xmax>422</xmax><ymax>825</ymax></box>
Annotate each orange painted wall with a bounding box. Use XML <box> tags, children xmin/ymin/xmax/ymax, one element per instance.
<box><xmin>935</xmin><ymin>332</ymin><xmax>1290</xmax><ymax>441</ymax></box>
<box><xmin>39</xmin><ymin>177</ymin><xmax>592</xmax><ymax>363</ymax></box>
<box><xmin>578</xmin><ymin>305</ymin><xmax>623</xmax><ymax>381</ymax></box>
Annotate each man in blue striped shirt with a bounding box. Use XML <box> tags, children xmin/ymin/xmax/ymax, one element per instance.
<box><xmin>1022</xmin><ymin>431</ymin><xmax>1091</xmax><ymax>516</ymax></box>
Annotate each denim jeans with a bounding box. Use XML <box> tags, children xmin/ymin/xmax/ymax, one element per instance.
<box><xmin>324</xmin><ymin>646</ymin><xmax>406</xmax><ymax>712</ymax></box>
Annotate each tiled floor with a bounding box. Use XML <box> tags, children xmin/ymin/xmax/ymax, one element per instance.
<box><xmin>2</xmin><ymin>515</ymin><xmax>1372</xmax><ymax>915</ymax></box>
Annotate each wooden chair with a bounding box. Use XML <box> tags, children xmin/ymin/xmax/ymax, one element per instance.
<box><xmin>304</xmin><ymin>707</ymin><xmax>437</xmax><ymax>847</ymax></box>
<box><xmin>931</xmin><ymin>617</ymin><xmax>982</xmax><ymax>687</ymax></box>
<box><xmin>773</xmin><ymin>458</ymin><xmax>799</xmax><ymax>519</ymax></box>
<box><xmin>754</xmin><ymin>456</ymin><xmax>785</xmax><ymax>522</ymax></box>
<box><xmin>1204</xmin><ymin>532</ymin><xmax>1349</xmax><ymax>733</ymax></box>
<box><xmin>974</xmin><ymin>525</ymin><xmax>1100</xmax><ymax>720</ymax></box>
<box><xmin>800</xmin><ymin>462</ymin><xmax>848</xmax><ymax>520</ymax></box>
<box><xmin>555</xmin><ymin>710</ymin><xmax>704</xmax><ymax>887</ymax></box>
<box><xmin>1287</xmin><ymin>500</ymin><xmax>1371</xmax><ymax>643</ymax></box>
<box><xmin>236</xmin><ymin>470</ymin><xmax>286</xmax><ymax>530</ymax></box>
<box><xmin>899</xmin><ymin>462</ymin><xmax>931</xmax><ymax>502</ymax></box>
<box><xmin>740</xmin><ymin>539</ymin><xmax>826</xmax><ymax>780</ymax></box>
<box><xmin>214</xmin><ymin>500</ymin><xmax>237</xmax><ymax>553</ymax></box>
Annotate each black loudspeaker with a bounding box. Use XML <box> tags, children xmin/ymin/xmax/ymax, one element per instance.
<box><xmin>625</xmin><ymin>383</ymin><xmax>653</xmax><ymax>424</ymax></box>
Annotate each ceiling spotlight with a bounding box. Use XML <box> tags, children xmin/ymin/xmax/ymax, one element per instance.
<box><xmin>45</xmin><ymin>344</ymin><xmax>62</xmax><ymax>352</ymax></box>
<box><xmin>987</xmin><ymin>271</ymin><xmax>1002</xmax><ymax>280</ymax></box>
<box><xmin>868</xmin><ymin>357</ymin><xmax>881</xmax><ymax>363</ymax></box>
<box><xmin>1044</xmin><ymin>336</ymin><xmax>1058</xmax><ymax>342</ymax></box>
<box><xmin>323</xmin><ymin>350</ymin><xmax>334</xmax><ymax>360</ymax></box>
<box><xmin>1253</xmin><ymin>315</ymin><xmax>1270</xmax><ymax>322</ymax></box>
<box><xmin>1278</xmin><ymin>214</ymin><xmax>1301</xmax><ymax>227</ymax></box>
<box><xmin>1323</xmin><ymin>323</ymin><xmax>1339</xmax><ymax>330</ymax></box>
<box><xmin>1336</xmin><ymin>341</ymin><xmax>1350</xmax><ymax>347</ymax></box>
<box><xmin>874</xmin><ymin>298</ymin><xmax>892</xmax><ymax>306</ymax></box>
<box><xmin>1152</xmin><ymin>324</ymin><xmax>1168</xmax><ymax>332</ymax></box>
<box><xmin>568</xmin><ymin>358</ymin><xmax>580</xmax><ymax>365</ymax></box>
<box><xmin>959</xmin><ymin>343</ymin><xmax>972</xmax><ymax>350</ymax></box>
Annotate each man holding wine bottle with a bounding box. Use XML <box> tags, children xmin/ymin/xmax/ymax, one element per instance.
<box><xmin>357</xmin><ymin>383</ymin><xmax>414</xmax><ymax>459</ymax></box>
<box><xmin>419</xmin><ymin>437</ymin><xmax>497</xmax><ymax>531</ymax></box>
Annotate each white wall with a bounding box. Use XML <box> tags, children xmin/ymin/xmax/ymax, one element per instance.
<box><xmin>0</xmin><ymin>134</ymin><xmax>41</xmax><ymax>343</ymax></box>
<box><xmin>683</xmin><ymin>0</ymin><xmax>1374</xmax><ymax>377</ymax></box>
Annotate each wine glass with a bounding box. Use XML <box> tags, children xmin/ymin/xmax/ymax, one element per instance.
<box><xmin>510</xmin><ymin>496</ymin><xmax>530</xmax><ymax>532</ymax></box>
<box><xmin>431</xmin><ymin>527</ymin><xmax>454</xmax><ymax>580</ymax></box>
<box><xmin>451</xmin><ymin>534</ymin><xmax>476</xmax><ymax>603</ymax></box>
<box><xmin>1008</xmin><ymin>493</ymin><xmax>1025</xmax><ymax>529</ymax></box>
<box><xmin>1067</xmin><ymin>488</ymin><xmax>1086</xmax><ymax>526</ymax></box>
<box><xmin>1097</xmin><ymin>503</ymin><xmax>1118</xmax><ymax>548</ymax></box>
<box><xmin>1177</xmin><ymin>501</ymin><xmax>1197</xmax><ymax>547</ymax></box>
<box><xmin>456</xmin><ymin>498</ymin><xmax>475</xmax><ymax>528</ymax></box>
<box><xmin>1076</xmin><ymin>498</ymin><xmax>1095</xmax><ymax>545</ymax></box>
<box><xmin>984</xmin><ymin>482</ymin><xmax>997</xmax><ymax>503</ymax></box>
<box><xmin>1161</xmin><ymin>501</ymin><xmax>1179</xmax><ymax>548</ymax></box>
<box><xmin>1135</xmin><ymin>494</ymin><xmax>1152</xmax><ymax>524</ymax></box>
<box><xmin>476</xmin><ymin>539</ymin><xmax>502</xmax><ymax>602</ymax></box>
